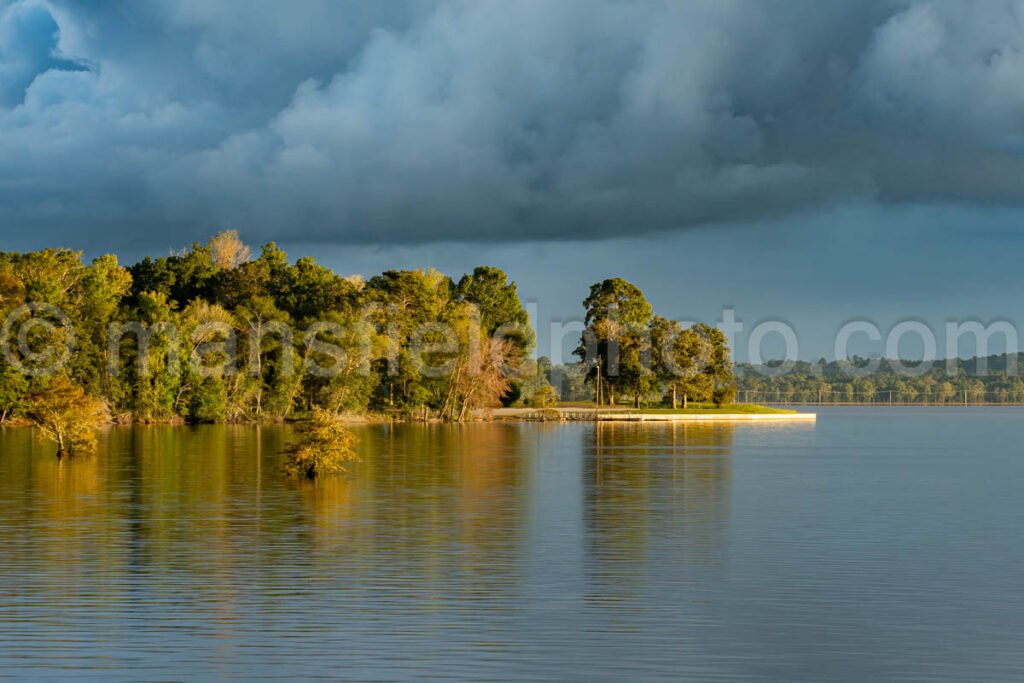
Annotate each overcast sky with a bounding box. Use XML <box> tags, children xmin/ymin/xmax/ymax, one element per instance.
<box><xmin>3</xmin><ymin>0</ymin><xmax>1024</xmax><ymax>360</ymax></box>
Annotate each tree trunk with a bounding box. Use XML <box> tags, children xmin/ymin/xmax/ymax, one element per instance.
<box><xmin>609</xmin><ymin>384</ymin><xmax>616</xmax><ymax>406</ymax></box>
<box><xmin>634</xmin><ymin>394</ymin><xmax>640</xmax><ymax>409</ymax></box>
<box><xmin>457</xmin><ymin>387</ymin><xmax>477</xmax><ymax>422</ymax></box>
<box><xmin>0</xmin><ymin>409</ymin><xmax>7</xmax><ymax>426</ymax></box>
<box><xmin>683</xmin><ymin>393</ymin><xmax>688</xmax><ymax>409</ymax></box>
<box><xmin>671</xmin><ymin>385</ymin><xmax>678</xmax><ymax>410</ymax></box>
<box><xmin>438</xmin><ymin>366</ymin><xmax>463</xmax><ymax>420</ymax></box>
<box><xmin>253</xmin><ymin>342</ymin><xmax>264</xmax><ymax>417</ymax></box>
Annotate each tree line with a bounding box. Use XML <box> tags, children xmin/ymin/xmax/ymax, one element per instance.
<box><xmin>0</xmin><ymin>231</ymin><xmax>541</xmax><ymax>430</ymax></box>
<box><xmin>735</xmin><ymin>357</ymin><xmax>1024</xmax><ymax>404</ymax></box>
<box><xmin>0</xmin><ymin>234</ymin><xmax>739</xmax><ymax>455</ymax></box>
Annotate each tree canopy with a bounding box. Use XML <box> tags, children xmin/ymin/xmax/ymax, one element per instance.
<box><xmin>0</xmin><ymin>233</ymin><xmax>546</xmax><ymax>426</ymax></box>
<box><xmin>0</xmin><ymin>234</ymin><xmax>742</xmax><ymax>429</ymax></box>
<box><xmin>577</xmin><ymin>278</ymin><xmax>734</xmax><ymax>408</ymax></box>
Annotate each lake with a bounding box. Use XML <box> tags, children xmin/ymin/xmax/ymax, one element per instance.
<box><xmin>1</xmin><ymin>408</ymin><xmax>1022</xmax><ymax>681</ymax></box>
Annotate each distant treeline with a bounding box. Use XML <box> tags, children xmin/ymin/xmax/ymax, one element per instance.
<box><xmin>734</xmin><ymin>357</ymin><xmax>1024</xmax><ymax>404</ymax></box>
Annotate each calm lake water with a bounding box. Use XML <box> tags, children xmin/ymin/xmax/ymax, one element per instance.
<box><xmin>1</xmin><ymin>408</ymin><xmax>1023</xmax><ymax>681</ymax></box>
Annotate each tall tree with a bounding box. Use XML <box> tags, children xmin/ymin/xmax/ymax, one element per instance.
<box><xmin>178</xmin><ymin>299</ymin><xmax>236</xmax><ymax>422</ymax></box>
<box><xmin>75</xmin><ymin>254</ymin><xmax>132</xmax><ymax>398</ymax></box>
<box><xmin>234</xmin><ymin>295</ymin><xmax>291</xmax><ymax>418</ymax></box>
<box><xmin>651</xmin><ymin>316</ymin><xmax>711</xmax><ymax>409</ymax></box>
<box><xmin>127</xmin><ymin>291</ymin><xmax>180</xmax><ymax>421</ymax></box>
<box><xmin>366</xmin><ymin>269</ymin><xmax>452</xmax><ymax>412</ymax></box>
<box><xmin>455</xmin><ymin>266</ymin><xmax>535</xmax><ymax>359</ymax></box>
<box><xmin>575</xmin><ymin>278</ymin><xmax>653</xmax><ymax>406</ymax></box>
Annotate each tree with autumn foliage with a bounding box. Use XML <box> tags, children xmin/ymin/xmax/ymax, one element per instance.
<box><xmin>283</xmin><ymin>408</ymin><xmax>360</xmax><ymax>478</ymax></box>
<box><xmin>26</xmin><ymin>375</ymin><xmax>109</xmax><ymax>458</ymax></box>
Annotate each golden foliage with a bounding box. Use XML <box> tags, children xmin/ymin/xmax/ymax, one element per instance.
<box><xmin>531</xmin><ymin>385</ymin><xmax>559</xmax><ymax>409</ymax></box>
<box><xmin>207</xmin><ymin>230</ymin><xmax>251</xmax><ymax>270</ymax></box>
<box><xmin>284</xmin><ymin>408</ymin><xmax>360</xmax><ymax>478</ymax></box>
<box><xmin>27</xmin><ymin>376</ymin><xmax>109</xmax><ymax>458</ymax></box>
<box><xmin>428</xmin><ymin>303</ymin><xmax>515</xmax><ymax>421</ymax></box>
<box><xmin>453</xmin><ymin>334</ymin><xmax>514</xmax><ymax>420</ymax></box>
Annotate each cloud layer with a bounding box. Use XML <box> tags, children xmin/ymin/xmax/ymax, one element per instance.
<box><xmin>2</xmin><ymin>0</ymin><xmax>1024</xmax><ymax>249</ymax></box>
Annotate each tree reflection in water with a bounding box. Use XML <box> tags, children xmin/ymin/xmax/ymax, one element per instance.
<box><xmin>583</xmin><ymin>423</ymin><xmax>735</xmax><ymax>606</ymax></box>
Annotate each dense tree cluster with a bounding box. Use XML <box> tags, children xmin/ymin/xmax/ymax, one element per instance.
<box><xmin>0</xmin><ymin>232</ymin><xmax>542</xmax><ymax>425</ymax></box>
<box><xmin>736</xmin><ymin>357</ymin><xmax>1024</xmax><ymax>404</ymax></box>
<box><xmin>575</xmin><ymin>278</ymin><xmax>734</xmax><ymax>408</ymax></box>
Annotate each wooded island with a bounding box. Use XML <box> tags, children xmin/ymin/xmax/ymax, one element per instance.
<box><xmin>0</xmin><ymin>232</ymin><xmax>743</xmax><ymax>456</ymax></box>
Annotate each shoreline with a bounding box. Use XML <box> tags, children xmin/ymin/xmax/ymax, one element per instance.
<box><xmin>487</xmin><ymin>407</ymin><xmax>817</xmax><ymax>422</ymax></box>
<box><xmin>0</xmin><ymin>407</ymin><xmax>817</xmax><ymax>431</ymax></box>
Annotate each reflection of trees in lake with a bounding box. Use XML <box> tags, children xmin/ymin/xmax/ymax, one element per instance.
<box><xmin>0</xmin><ymin>424</ymin><xmax>531</xmax><ymax>621</ymax></box>
<box><xmin>306</xmin><ymin>424</ymin><xmax>527</xmax><ymax>603</ymax></box>
<box><xmin>0</xmin><ymin>429</ymin><xmax>96</xmax><ymax>616</ymax></box>
<box><xmin>582</xmin><ymin>423</ymin><xmax>735</xmax><ymax>601</ymax></box>
<box><xmin>0</xmin><ymin>429</ymin><xmax>138</xmax><ymax>619</ymax></box>
<box><xmin>0</xmin><ymin>422</ymin><xmax>531</xmax><ymax>656</ymax></box>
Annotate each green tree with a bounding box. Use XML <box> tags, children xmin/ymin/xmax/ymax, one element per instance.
<box><xmin>576</xmin><ymin>278</ymin><xmax>653</xmax><ymax>406</ymax></box>
<box><xmin>697</xmin><ymin>323</ymin><xmax>734</xmax><ymax>393</ymax></box>
<box><xmin>0</xmin><ymin>263</ymin><xmax>25</xmax><ymax>309</ymax></box>
<box><xmin>303</xmin><ymin>310</ymin><xmax>383</xmax><ymax>414</ymax></box>
<box><xmin>2</xmin><ymin>249</ymin><xmax>83</xmax><ymax>306</ymax></box>
<box><xmin>650</xmin><ymin>316</ymin><xmax>713</xmax><ymax>409</ymax></box>
<box><xmin>367</xmin><ymin>268</ymin><xmax>452</xmax><ymax>411</ymax></box>
<box><xmin>0</xmin><ymin>362</ymin><xmax>28</xmax><ymax>424</ymax></box>
<box><xmin>455</xmin><ymin>266</ymin><xmax>535</xmax><ymax>361</ymax></box>
<box><xmin>179</xmin><ymin>299</ymin><xmax>236</xmax><ymax>422</ymax></box>
<box><xmin>189</xmin><ymin>377</ymin><xmax>228</xmax><ymax>423</ymax></box>
<box><xmin>75</xmin><ymin>254</ymin><xmax>132</xmax><ymax>398</ymax></box>
<box><xmin>234</xmin><ymin>295</ymin><xmax>291</xmax><ymax>418</ymax></box>
<box><xmin>127</xmin><ymin>291</ymin><xmax>181</xmax><ymax>421</ymax></box>
<box><xmin>129</xmin><ymin>242</ymin><xmax>218</xmax><ymax>307</ymax></box>
<box><xmin>274</xmin><ymin>252</ymin><xmax>361</xmax><ymax>322</ymax></box>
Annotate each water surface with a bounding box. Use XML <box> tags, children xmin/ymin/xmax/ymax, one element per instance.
<box><xmin>0</xmin><ymin>409</ymin><xmax>1022</xmax><ymax>681</ymax></box>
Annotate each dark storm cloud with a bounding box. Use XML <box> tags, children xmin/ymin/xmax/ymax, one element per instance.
<box><xmin>2</xmin><ymin>0</ymin><xmax>1024</xmax><ymax>249</ymax></box>
<box><xmin>0</xmin><ymin>0</ymin><xmax>84</xmax><ymax>107</ymax></box>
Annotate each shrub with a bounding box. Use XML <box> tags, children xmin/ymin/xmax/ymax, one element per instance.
<box><xmin>712</xmin><ymin>385</ymin><xmax>737</xmax><ymax>407</ymax></box>
<box><xmin>530</xmin><ymin>385</ymin><xmax>559</xmax><ymax>409</ymax></box>
<box><xmin>284</xmin><ymin>408</ymin><xmax>360</xmax><ymax>478</ymax></box>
